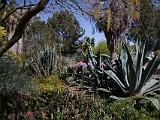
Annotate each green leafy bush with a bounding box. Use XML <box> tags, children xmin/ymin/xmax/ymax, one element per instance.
<box><xmin>0</xmin><ymin>53</ymin><xmax>34</xmax><ymax>96</ymax></box>
<box><xmin>0</xmin><ymin>53</ymin><xmax>36</xmax><ymax>115</ymax></box>
<box><xmin>93</xmin><ymin>40</ymin><xmax>110</xmax><ymax>55</ymax></box>
<box><xmin>108</xmin><ymin>97</ymin><xmax>160</xmax><ymax>120</ymax></box>
<box><xmin>34</xmin><ymin>75</ymin><xmax>64</xmax><ymax>93</ymax></box>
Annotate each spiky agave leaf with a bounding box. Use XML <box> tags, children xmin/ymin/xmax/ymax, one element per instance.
<box><xmin>122</xmin><ymin>42</ymin><xmax>137</xmax><ymax>94</ymax></box>
<box><xmin>97</xmin><ymin>88</ymin><xmax>111</xmax><ymax>93</ymax></box>
<box><xmin>140</xmin><ymin>79</ymin><xmax>160</xmax><ymax>95</ymax></box>
<box><xmin>96</xmin><ymin>40</ymin><xmax>160</xmax><ymax>109</ymax></box>
<box><xmin>97</xmin><ymin>50</ymin><xmax>102</xmax><ymax>68</ymax></box>
<box><xmin>103</xmin><ymin>69</ymin><xmax>127</xmax><ymax>93</ymax></box>
<box><xmin>88</xmin><ymin>44</ymin><xmax>97</xmax><ymax>67</ymax></box>
<box><xmin>120</xmin><ymin>45</ymin><xmax>129</xmax><ymax>87</ymax></box>
<box><xmin>135</xmin><ymin>42</ymin><xmax>145</xmax><ymax>90</ymax></box>
<box><xmin>139</xmin><ymin>54</ymin><xmax>160</xmax><ymax>90</ymax></box>
<box><xmin>145</xmin><ymin>97</ymin><xmax>160</xmax><ymax>110</ymax></box>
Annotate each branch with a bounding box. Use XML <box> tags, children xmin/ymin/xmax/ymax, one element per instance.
<box><xmin>73</xmin><ymin>1</ymin><xmax>94</xmax><ymax>18</ymax></box>
<box><xmin>0</xmin><ymin>0</ymin><xmax>49</xmax><ymax>58</ymax></box>
<box><xmin>2</xmin><ymin>4</ymin><xmax>36</xmax><ymax>22</ymax></box>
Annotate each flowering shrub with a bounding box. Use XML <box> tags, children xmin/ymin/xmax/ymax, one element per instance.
<box><xmin>34</xmin><ymin>75</ymin><xmax>64</xmax><ymax>93</ymax></box>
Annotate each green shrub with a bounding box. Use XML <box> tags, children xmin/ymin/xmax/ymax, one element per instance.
<box><xmin>89</xmin><ymin>96</ymin><xmax>160</xmax><ymax>120</ymax></box>
<box><xmin>93</xmin><ymin>41</ymin><xmax>110</xmax><ymax>55</ymax></box>
<box><xmin>108</xmin><ymin>97</ymin><xmax>159</xmax><ymax>120</ymax></box>
<box><xmin>0</xmin><ymin>53</ymin><xmax>36</xmax><ymax>116</ymax></box>
<box><xmin>34</xmin><ymin>75</ymin><xmax>64</xmax><ymax>93</ymax></box>
<box><xmin>0</xmin><ymin>53</ymin><xmax>34</xmax><ymax>96</ymax></box>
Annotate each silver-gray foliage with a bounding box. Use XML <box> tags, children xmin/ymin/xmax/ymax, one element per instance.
<box><xmin>29</xmin><ymin>44</ymin><xmax>58</xmax><ymax>77</ymax></box>
<box><xmin>97</xmin><ymin>40</ymin><xmax>160</xmax><ymax>109</ymax></box>
<box><xmin>0</xmin><ymin>53</ymin><xmax>36</xmax><ymax>96</ymax></box>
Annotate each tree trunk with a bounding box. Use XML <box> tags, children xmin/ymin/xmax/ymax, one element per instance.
<box><xmin>104</xmin><ymin>30</ymin><xmax>117</xmax><ymax>61</ymax></box>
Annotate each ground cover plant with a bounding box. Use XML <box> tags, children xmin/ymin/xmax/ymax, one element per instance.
<box><xmin>0</xmin><ymin>90</ymin><xmax>159</xmax><ymax>120</ymax></box>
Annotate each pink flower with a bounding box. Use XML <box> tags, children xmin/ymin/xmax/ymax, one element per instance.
<box><xmin>26</xmin><ymin>111</ymin><xmax>34</xmax><ymax>120</ymax></box>
<box><xmin>79</xmin><ymin>61</ymin><xmax>83</xmax><ymax>66</ymax></box>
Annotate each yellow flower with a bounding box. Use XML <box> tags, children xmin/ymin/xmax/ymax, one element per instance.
<box><xmin>0</xmin><ymin>26</ymin><xmax>7</xmax><ymax>46</ymax></box>
<box><xmin>0</xmin><ymin>26</ymin><xmax>7</xmax><ymax>38</ymax></box>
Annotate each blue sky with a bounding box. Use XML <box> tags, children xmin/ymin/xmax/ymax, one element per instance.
<box><xmin>77</xmin><ymin>16</ymin><xmax>106</xmax><ymax>44</ymax></box>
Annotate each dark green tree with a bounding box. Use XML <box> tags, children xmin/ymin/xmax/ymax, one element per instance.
<box><xmin>23</xmin><ymin>17</ymin><xmax>48</xmax><ymax>57</ymax></box>
<box><xmin>23</xmin><ymin>11</ymin><xmax>84</xmax><ymax>57</ymax></box>
<box><xmin>47</xmin><ymin>11</ymin><xmax>84</xmax><ymax>55</ymax></box>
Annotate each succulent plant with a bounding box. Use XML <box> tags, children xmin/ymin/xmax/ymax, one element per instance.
<box><xmin>97</xmin><ymin>40</ymin><xmax>160</xmax><ymax>109</ymax></box>
<box><xmin>81</xmin><ymin>41</ymin><xmax>110</xmax><ymax>86</ymax></box>
<box><xmin>29</xmin><ymin>44</ymin><xmax>57</xmax><ymax>77</ymax></box>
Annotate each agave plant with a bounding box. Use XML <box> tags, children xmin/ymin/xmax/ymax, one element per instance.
<box><xmin>97</xmin><ymin>40</ymin><xmax>160</xmax><ymax>109</ymax></box>
<box><xmin>81</xmin><ymin>41</ymin><xmax>110</xmax><ymax>86</ymax></box>
<box><xmin>29</xmin><ymin>45</ymin><xmax>58</xmax><ymax>77</ymax></box>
